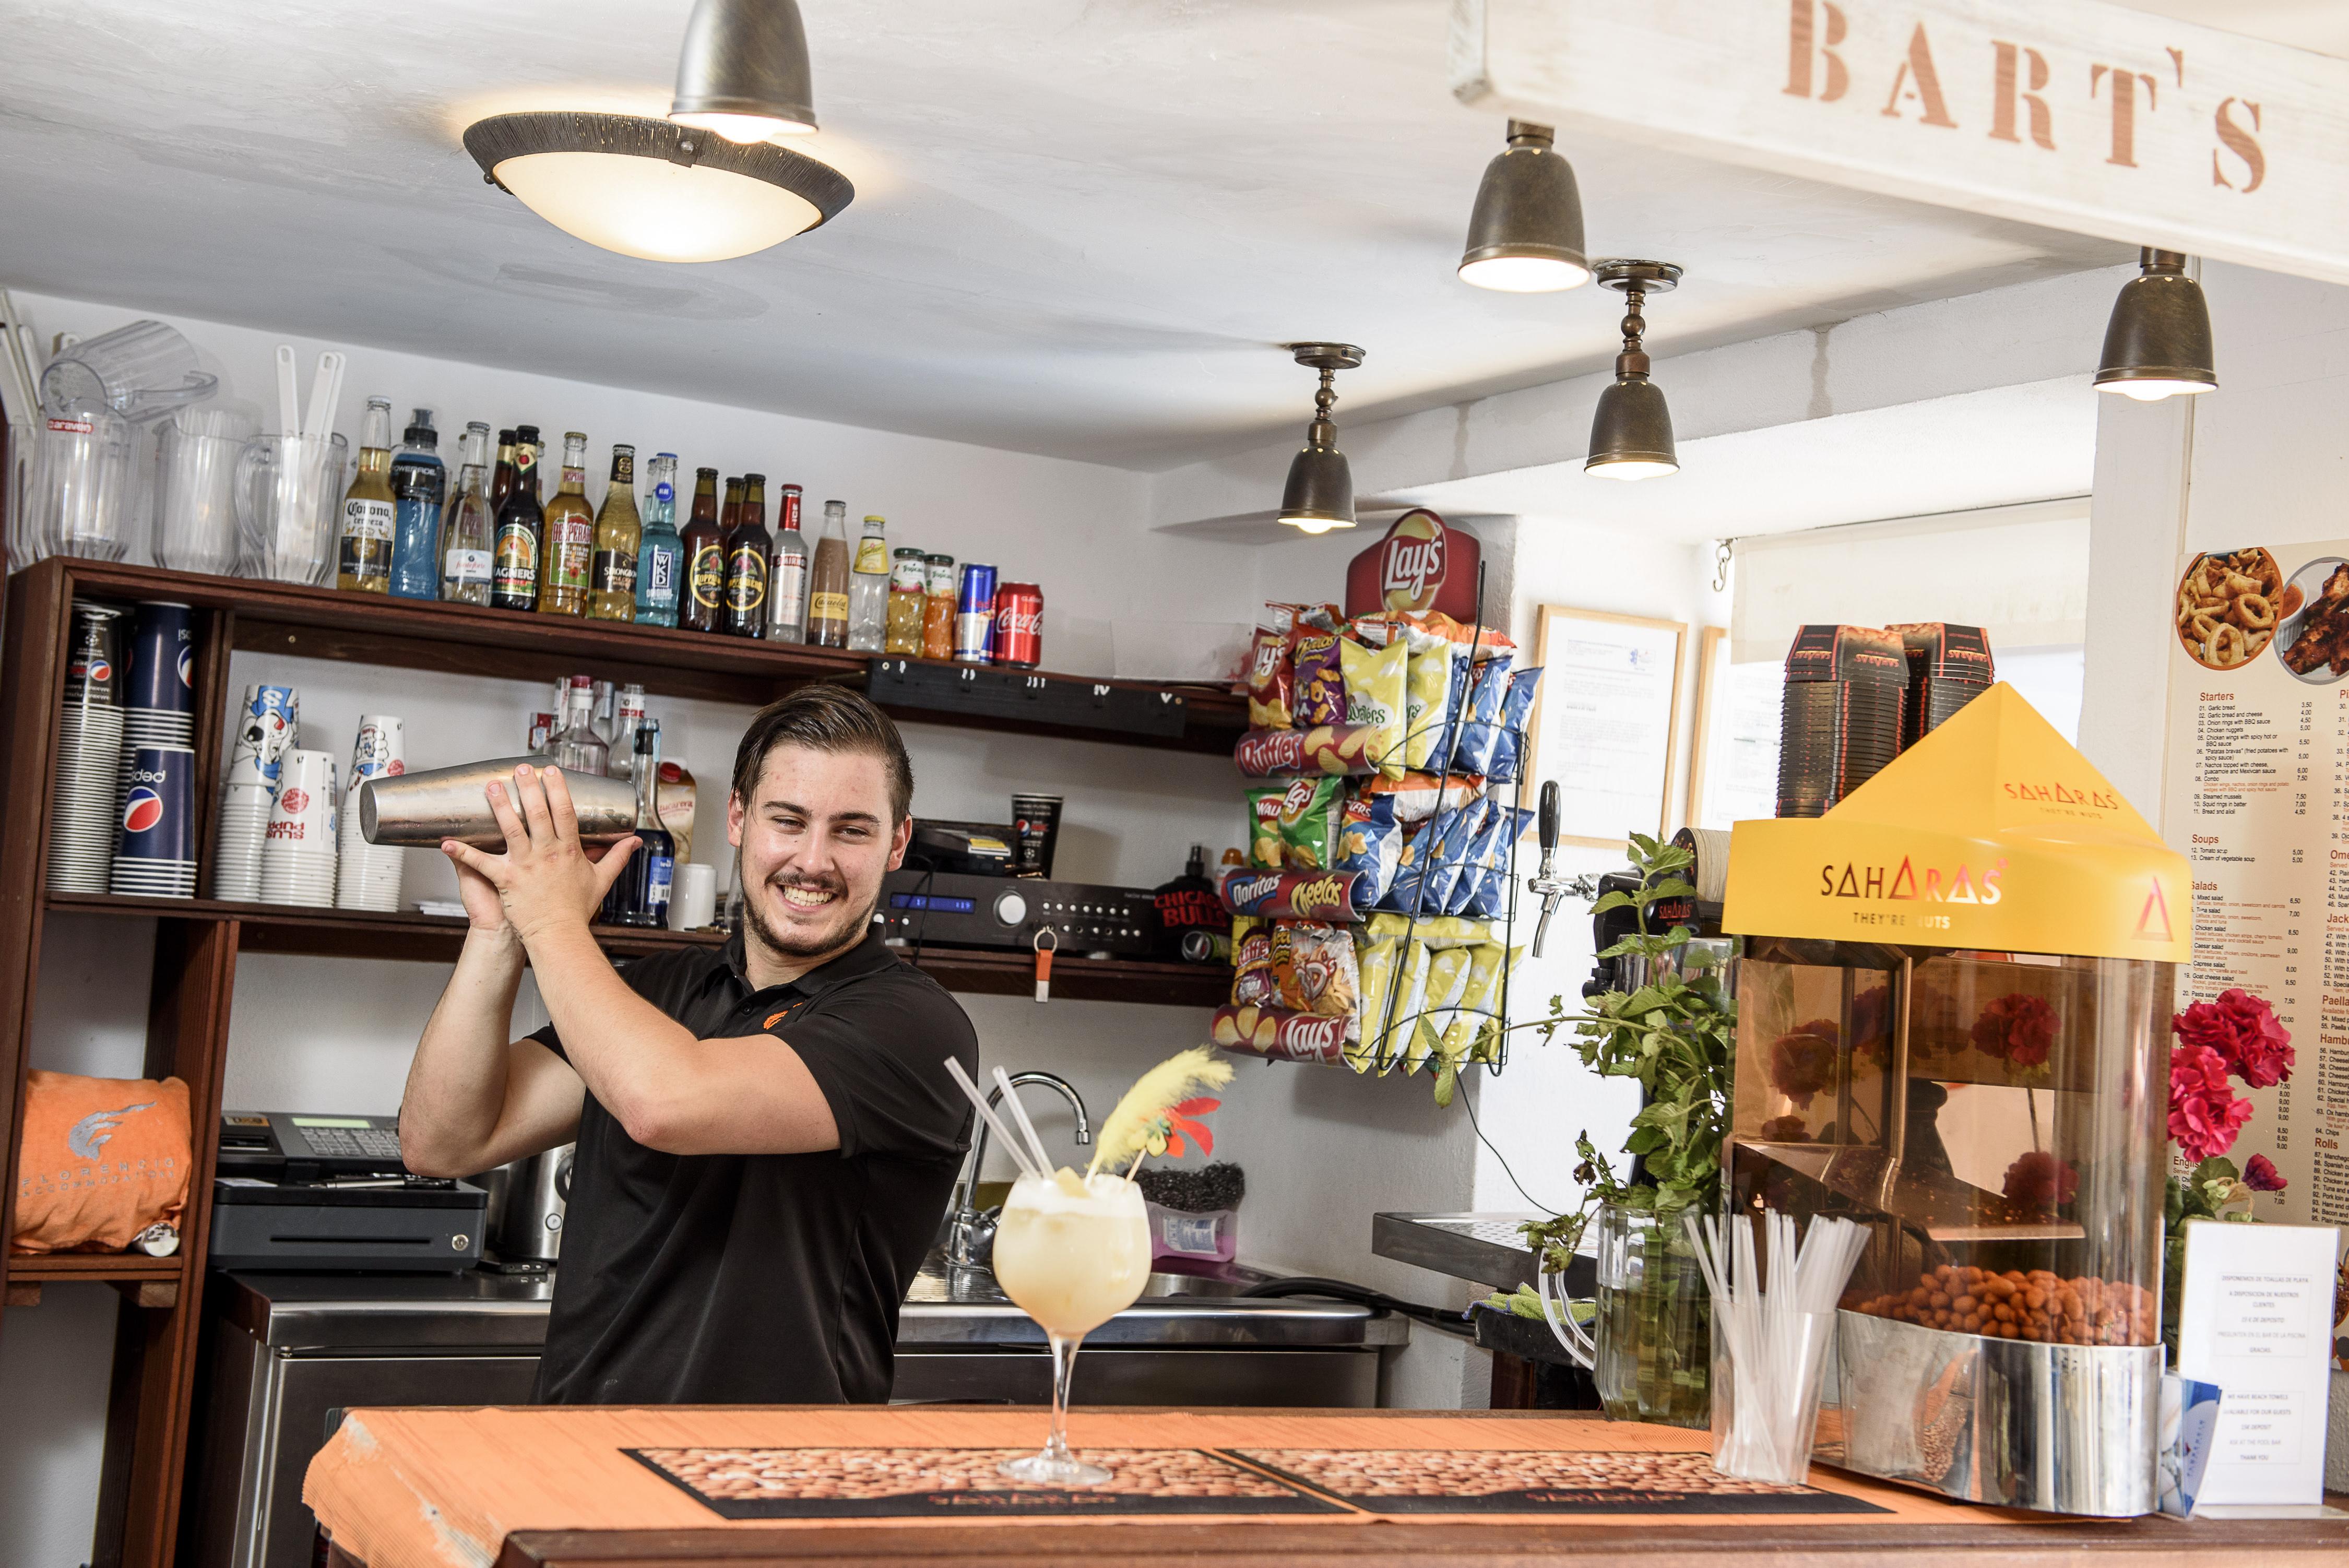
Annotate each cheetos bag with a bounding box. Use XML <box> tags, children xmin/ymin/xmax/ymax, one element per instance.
<box><xmin>10</xmin><ymin>1071</ymin><xmax>191</xmax><ymax>1254</ymax></box>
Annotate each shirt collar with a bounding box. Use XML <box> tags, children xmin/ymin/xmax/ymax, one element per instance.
<box><xmin>720</xmin><ymin>921</ymin><xmax>895</xmax><ymax>1005</ymax></box>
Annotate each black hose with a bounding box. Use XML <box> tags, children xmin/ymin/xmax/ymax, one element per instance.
<box><xmin>1237</xmin><ymin>1275</ymin><xmax>1480</xmax><ymax>1340</ymax></box>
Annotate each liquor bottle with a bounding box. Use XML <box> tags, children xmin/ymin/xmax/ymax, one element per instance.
<box><xmin>490</xmin><ymin>425</ymin><xmax>545</xmax><ymax>612</ymax></box>
<box><xmin>603</xmin><ymin>720</ymin><xmax>676</xmax><ymax>929</ymax></box>
<box><xmin>487</xmin><ymin>429</ymin><xmax>518</xmax><ymax>516</ymax></box>
<box><xmin>679</xmin><ymin>467</ymin><xmax>725</xmax><ymax>633</ymax></box>
<box><xmin>609</xmin><ymin>683</ymin><xmax>647</xmax><ymax>783</ymax></box>
<box><xmin>885</xmin><ymin>547</ymin><xmax>928</xmax><ymax>655</ymax></box>
<box><xmin>592</xmin><ymin>679</ymin><xmax>619</xmax><ymax>748</ymax></box>
<box><xmin>634</xmin><ymin>453</ymin><xmax>683</xmax><ymax>628</ymax></box>
<box><xmin>538</xmin><ymin>431</ymin><xmax>594</xmax><ymax>617</ymax></box>
<box><xmin>387</xmin><ymin>409</ymin><xmax>446</xmax><ymax>601</ymax></box>
<box><xmin>808</xmin><ymin>499</ymin><xmax>851</xmax><ymax>648</ymax></box>
<box><xmin>847</xmin><ymin>514</ymin><xmax>889</xmax><ymax>652</ymax></box>
<box><xmin>768</xmin><ymin>483</ymin><xmax>809</xmax><ymax>643</ymax></box>
<box><xmin>440</xmin><ymin>422</ymin><xmax>495</xmax><ymax>605</ymax></box>
<box><xmin>550</xmin><ymin>675</ymin><xmax>609</xmax><ymax>777</ymax></box>
<box><xmin>337</xmin><ymin>397</ymin><xmax>397</xmax><ymax>593</ymax></box>
<box><xmin>721</xmin><ymin>476</ymin><xmax>743</xmax><ymax>533</ymax></box>
<box><xmin>588</xmin><ymin>444</ymin><xmax>642</xmax><ymax>621</ymax></box>
<box><xmin>723</xmin><ymin>473</ymin><xmax>772</xmax><ymax>637</ymax></box>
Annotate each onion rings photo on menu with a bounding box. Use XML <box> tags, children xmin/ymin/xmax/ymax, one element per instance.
<box><xmin>2175</xmin><ymin>548</ymin><xmax>2283</xmax><ymax>670</ymax></box>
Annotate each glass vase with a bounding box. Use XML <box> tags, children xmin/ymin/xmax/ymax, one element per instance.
<box><xmin>1593</xmin><ymin>1199</ymin><xmax>1713</xmax><ymax>1428</ymax></box>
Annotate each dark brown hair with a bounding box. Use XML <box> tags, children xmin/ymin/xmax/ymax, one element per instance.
<box><xmin>731</xmin><ymin>685</ymin><xmax>915</xmax><ymax>823</ymax></box>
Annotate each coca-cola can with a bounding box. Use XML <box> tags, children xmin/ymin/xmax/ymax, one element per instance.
<box><xmin>993</xmin><ymin>582</ymin><xmax>1043</xmax><ymax>668</ymax></box>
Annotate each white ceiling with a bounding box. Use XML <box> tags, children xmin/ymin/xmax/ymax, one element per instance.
<box><xmin>0</xmin><ymin>1</ymin><xmax>2320</xmax><ymax>469</ymax></box>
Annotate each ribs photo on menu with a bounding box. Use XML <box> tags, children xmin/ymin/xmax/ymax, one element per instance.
<box><xmin>2276</xmin><ymin>556</ymin><xmax>2349</xmax><ymax>680</ymax></box>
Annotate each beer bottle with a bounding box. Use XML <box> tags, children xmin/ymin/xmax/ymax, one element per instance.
<box><xmin>537</xmin><ymin>432</ymin><xmax>594</xmax><ymax>617</ymax></box>
<box><xmin>678</xmin><ymin>467</ymin><xmax>725</xmax><ymax>633</ymax></box>
<box><xmin>490</xmin><ymin>425</ymin><xmax>545</xmax><ymax>612</ymax></box>
<box><xmin>336</xmin><ymin>397</ymin><xmax>396</xmax><ymax>593</ymax></box>
<box><xmin>588</xmin><ymin>444</ymin><xmax>642</xmax><ymax>622</ymax></box>
<box><xmin>723</xmin><ymin>474</ymin><xmax>772</xmax><ymax>637</ymax></box>
<box><xmin>438</xmin><ymin>422</ymin><xmax>495</xmax><ymax>606</ymax></box>
<box><xmin>487</xmin><ymin>428</ymin><xmax>518</xmax><ymax>517</ymax></box>
<box><xmin>768</xmin><ymin>484</ymin><xmax>809</xmax><ymax>643</ymax></box>
<box><xmin>807</xmin><ymin>499</ymin><xmax>851</xmax><ymax>648</ymax></box>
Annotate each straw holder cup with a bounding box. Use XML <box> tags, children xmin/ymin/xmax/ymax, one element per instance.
<box><xmin>358</xmin><ymin>757</ymin><xmax>638</xmax><ymax>849</ymax></box>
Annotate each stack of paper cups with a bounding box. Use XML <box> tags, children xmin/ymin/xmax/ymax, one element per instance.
<box><xmin>108</xmin><ymin>744</ymin><xmax>197</xmax><ymax>898</ymax></box>
<box><xmin>258</xmin><ymin>749</ymin><xmax>337</xmax><ymax>906</ymax></box>
<box><xmin>335</xmin><ymin>715</ymin><xmax>405</xmax><ymax>912</ymax></box>
<box><xmin>49</xmin><ymin>600</ymin><xmax>126</xmax><ymax>894</ymax></box>
<box><xmin>114</xmin><ymin>602</ymin><xmax>196</xmax><ymax>817</ymax></box>
<box><xmin>212</xmin><ymin>682</ymin><xmax>297</xmax><ymax>902</ymax></box>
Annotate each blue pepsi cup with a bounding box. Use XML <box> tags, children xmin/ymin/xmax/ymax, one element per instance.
<box><xmin>111</xmin><ymin>744</ymin><xmax>197</xmax><ymax>897</ymax></box>
<box><xmin>125</xmin><ymin>600</ymin><xmax>195</xmax><ymax>715</ymax></box>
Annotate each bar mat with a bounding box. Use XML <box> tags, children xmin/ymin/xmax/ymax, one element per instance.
<box><xmin>1229</xmin><ymin>1448</ymin><xmax>1893</xmax><ymax>1515</ymax></box>
<box><xmin>625</xmin><ymin>1446</ymin><xmax>1346</xmax><ymax>1519</ymax></box>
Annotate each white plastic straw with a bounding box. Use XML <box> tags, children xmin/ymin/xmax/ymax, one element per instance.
<box><xmin>305</xmin><ymin>350</ymin><xmax>345</xmax><ymax>443</ymax></box>
<box><xmin>942</xmin><ymin>1057</ymin><xmax>1044</xmax><ymax>1182</ymax></box>
<box><xmin>991</xmin><ymin>1065</ymin><xmax>1058</xmax><ymax>1178</ymax></box>
<box><xmin>1685</xmin><ymin>1209</ymin><xmax>1870</xmax><ymax>1483</ymax></box>
<box><xmin>274</xmin><ymin>345</ymin><xmax>300</xmax><ymax>441</ymax></box>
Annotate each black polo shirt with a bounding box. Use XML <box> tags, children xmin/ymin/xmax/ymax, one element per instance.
<box><xmin>526</xmin><ymin>925</ymin><xmax>976</xmax><ymax>1406</ymax></box>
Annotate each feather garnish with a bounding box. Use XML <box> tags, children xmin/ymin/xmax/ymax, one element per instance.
<box><xmin>1087</xmin><ymin>1047</ymin><xmax>1236</xmax><ymax>1178</ymax></box>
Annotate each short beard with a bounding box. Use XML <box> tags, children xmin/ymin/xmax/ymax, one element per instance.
<box><xmin>737</xmin><ymin>860</ymin><xmax>878</xmax><ymax>965</ymax></box>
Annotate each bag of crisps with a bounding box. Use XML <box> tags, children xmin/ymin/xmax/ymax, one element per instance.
<box><xmin>1339</xmin><ymin>633</ymin><xmax>1407</xmax><ymax>779</ymax></box>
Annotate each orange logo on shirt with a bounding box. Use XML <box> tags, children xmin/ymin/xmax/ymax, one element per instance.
<box><xmin>764</xmin><ymin>1011</ymin><xmax>787</xmax><ymax>1030</ymax></box>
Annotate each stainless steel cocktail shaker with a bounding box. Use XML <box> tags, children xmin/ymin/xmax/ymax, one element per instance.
<box><xmin>357</xmin><ymin>757</ymin><xmax>637</xmax><ymax>848</ymax></box>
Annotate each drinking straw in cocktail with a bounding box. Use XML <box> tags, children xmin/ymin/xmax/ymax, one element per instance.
<box><xmin>942</xmin><ymin>1056</ymin><xmax>1044</xmax><ymax>1181</ymax></box>
<box><xmin>992</xmin><ymin>1064</ymin><xmax>1058</xmax><ymax>1175</ymax></box>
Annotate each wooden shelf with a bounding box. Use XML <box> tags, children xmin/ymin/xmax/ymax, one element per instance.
<box><xmin>6</xmin><ymin>1252</ymin><xmax>185</xmax><ymax>1282</ymax></box>
<box><xmin>44</xmin><ymin>895</ymin><xmax>1234</xmax><ymax>1006</ymax></box>
<box><xmin>44</xmin><ymin>559</ymin><xmax>1248</xmax><ymax>755</ymax></box>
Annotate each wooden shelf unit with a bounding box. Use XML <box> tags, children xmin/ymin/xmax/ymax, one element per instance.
<box><xmin>0</xmin><ymin>556</ymin><xmax>1239</xmax><ymax>1568</ymax></box>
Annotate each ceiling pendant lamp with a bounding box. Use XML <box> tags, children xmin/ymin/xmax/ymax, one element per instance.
<box><xmin>1277</xmin><ymin>343</ymin><xmax>1365</xmax><ymax>534</ymax></box>
<box><xmin>1585</xmin><ymin>260</ymin><xmax>1681</xmax><ymax>482</ymax></box>
<box><xmin>670</xmin><ymin>0</ymin><xmax>820</xmax><ymax>143</ymax></box>
<box><xmin>1457</xmin><ymin>121</ymin><xmax>1589</xmax><ymax>293</ymax></box>
<box><xmin>462</xmin><ymin>111</ymin><xmax>852</xmax><ymax>264</ymax></box>
<box><xmin>2095</xmin><ymin>248</ymin><xmax>2218</xmax><ymax>401</ymax></box>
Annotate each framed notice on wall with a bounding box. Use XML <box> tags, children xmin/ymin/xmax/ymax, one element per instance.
<box><xmin>1524</xmin><ymin>605</ymin><xmax>1687</xmax><ymax>851</ymax></box>
<box><xmin>1687</xmin><ymin>626</ymin><xmax>1783</xmax><ymax>831</ymax></box>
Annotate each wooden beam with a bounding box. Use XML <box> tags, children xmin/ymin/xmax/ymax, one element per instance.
<box><xmin>1452</xmin><ymin>0</ymin><xmax>2349</xmax><ymax>285</ymax></box>
<box><xmin>4</xmin><ymin>1282</ymin><xmax>38</xmax><ymax>1308</ymax></box>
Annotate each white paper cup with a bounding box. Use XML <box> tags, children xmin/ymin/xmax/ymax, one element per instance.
<box><xmin>668</xmin><ymin>862</ymin><xmax>718</xmax><ymax>931</ymax></box>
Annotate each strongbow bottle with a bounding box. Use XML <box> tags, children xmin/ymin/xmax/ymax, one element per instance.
<box><xmin>678</xmin><ymin>467</ymin><xmax>724</xmax><ymax>633</ymax></box>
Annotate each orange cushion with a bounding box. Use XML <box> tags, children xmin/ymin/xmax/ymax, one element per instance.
<box><xmin>11</xmin><ymin>1070</ymin><xmax>192</xmax><ymax>1254</ymax></box>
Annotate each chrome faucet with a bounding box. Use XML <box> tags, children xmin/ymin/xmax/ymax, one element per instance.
<box><xmin>945</xmin><ymin>1071</ymin><xmax>1090</xmax><ymax>1274</ymax></box>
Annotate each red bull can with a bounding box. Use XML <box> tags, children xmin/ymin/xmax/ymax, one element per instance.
<box><xmin>954</xmin><ymin>563</ymin><xmax>997</xmax><ymax>663</ymax></box>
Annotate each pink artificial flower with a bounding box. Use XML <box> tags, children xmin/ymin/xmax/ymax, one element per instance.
<box><xmin>2168</xmin><ymin>1043</ymin><xmax>2256</xmax><ymax>1162</ymax></box>
<box><xmin>1972</xmin><ymin>993</ymin><xmax>2059</xmax><ymax>1068</ymax></box>
<box><xmin>1769</xmin><ymin>1022</ymin><xmax>1838</xmax><ymax>1110</ymax></box>
<box><xmin>2001</xmin><ymin>1150</ymin><xmax>2080</xmax><ymax>1214</ymax></box>
<box><xmin>2173</xmin><ymin>989</ymin><xmax>2295</xmax><ymax>1089</ymax></box>
<box><xmin>2244</xmin><ymin>1154</ymin><xmax>2288</xmax><ymax>1192</ymax></box>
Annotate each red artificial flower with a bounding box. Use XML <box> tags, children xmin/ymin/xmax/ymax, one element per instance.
<box><xmin>1757</xmin><ymin>1114</ymin><xmax>1810</xmax><ymax>1144</ymax></box>
<box><xmin>1769</xmin><ymin>1021</ymin><xmax>1839</xmax><ymax>1109</ymax></box>
<box><xmin>1971</xmin><ymin>993</ymin><xmax>2059</xmax><ymax>1068</ymax></box>
<box><xmin>2001</xmin><ymin>1149</ymin><xmax>2080</xmax><ymax>1214</ymax></box>
<box><xmin>2244</xmin><ymin>1154</ymin><xmax>2288</xmax><ymax>1192</ymax></box>
<box><xmin>2173</xmin><ymin>989</ymin><xmax>2295</xmax><ymax>1090</ymax></box>
<box><xmin>1158</xmin><ymin>1097</ymin><xmax>1220</xmax><ymax>1160</ymax></box>
<box><xmin>2168</xmin><ymin>1044</ymin><xmax>2256</xmax><ymax>1162</ymax></box>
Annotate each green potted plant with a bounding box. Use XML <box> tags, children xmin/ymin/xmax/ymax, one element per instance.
<box><xmin>1487</xmin><ymin>833</ymin><xmax>1734</xmax><ymax>1428</ymax></box>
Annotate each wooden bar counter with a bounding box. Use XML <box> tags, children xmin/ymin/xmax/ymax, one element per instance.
<box><xmin>304</xmin><ymin>1405</ymin><xmax>2349</xmax><ymax>1567</ymax></box>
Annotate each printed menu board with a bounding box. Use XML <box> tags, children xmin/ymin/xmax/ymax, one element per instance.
<box><xmin>2163</xmin><ymin>542</ymin><xmax>2349</xmax><ymax>1228</ymax></box>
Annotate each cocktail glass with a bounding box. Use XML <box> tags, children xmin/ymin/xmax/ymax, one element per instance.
<box><xmin>989</xmin><ymin>1168</ymin><xmax>1152</xmax><ymax>1485</ymax></box>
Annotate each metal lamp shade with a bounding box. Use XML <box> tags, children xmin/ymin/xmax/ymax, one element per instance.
<box><xmin>2095</xmin><ymin>251</ymin><xmax>2216</xmax><ymax>401</ymax></box>
<box><xmin>671</xmin><ymin>0</ymin><xmax>818</xmax><ymax>139</ymax></box>
<box><xmin>463</xmin><ymin>112</ymin><xmax>851</xmax><ymax>264</ymax></box>
<box><xmin>1278</xmin><ymin>440</ymin><xmax>1357</xmax><ymax>532</ymax></box>
<box><xmin>1457</xmin><ymin>127</ymin><xmax>1589</xmax><ymax>292</ymax></box>
<box><xmin>1585</xmin><ymin>374</ymin><xmax>1678</xmax><ymax>481</ymax></box>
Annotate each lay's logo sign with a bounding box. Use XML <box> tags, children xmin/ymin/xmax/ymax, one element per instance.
<box><xmin>1820</xmin><ymin>856</ymin><xmax>2006</xmax><ymax>905</ymax></box>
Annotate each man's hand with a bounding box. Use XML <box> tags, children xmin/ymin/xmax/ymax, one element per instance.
<box><xmin>443</xmin><ymin>764</ymin><xmax>637</xmax><ymax>946</ymax></box>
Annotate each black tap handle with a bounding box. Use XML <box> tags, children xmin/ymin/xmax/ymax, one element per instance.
<box><xmin>1538</xmin><ymin>780</ymin><xmax>1560</xmax><ymax>853</ymax></box>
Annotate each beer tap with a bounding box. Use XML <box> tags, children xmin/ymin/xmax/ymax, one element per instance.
<box><xmin>1526</xmin><ymin>779</ymin><xmax>1574</xmax><ymax>958</ymax></box>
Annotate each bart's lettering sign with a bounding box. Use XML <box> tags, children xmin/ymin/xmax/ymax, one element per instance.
<box><xmin>1451</xmin><ymin>0</ymin><xmax>2349</xmax><ymax>285</ymax></box>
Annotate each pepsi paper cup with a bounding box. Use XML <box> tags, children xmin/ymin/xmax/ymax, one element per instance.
<box><xmin>111</xmin><ymin>744</ymin><xmax>196</xmax><ymax>898</ymax></box>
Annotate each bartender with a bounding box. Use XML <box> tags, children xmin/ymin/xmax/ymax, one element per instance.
<box><xmin>398</xmin><ymin>686</ymin><xmax>979</xmax><ymax>1405</ymax></box>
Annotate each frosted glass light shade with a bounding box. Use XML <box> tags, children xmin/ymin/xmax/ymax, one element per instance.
<box><xmin>463</xmin><ymin>112</ymin><xmax>851</xmax><ymax>265</ymax></box>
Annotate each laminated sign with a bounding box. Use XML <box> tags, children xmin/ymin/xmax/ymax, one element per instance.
<box><xmin>1724</xmin><ymin>684</ymin><xmax>2190</xmax><ymax>963</ymax></box>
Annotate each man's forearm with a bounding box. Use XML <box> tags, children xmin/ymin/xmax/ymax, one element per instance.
<box><xmin>522</xmin><ymin>918</ymin><xmax>696</xmax><ymax>1137</ymax></box>
<box><xmin>401</xmin><ymin>926</ymin><xmax>529</xmax><ymax>1173</ymax></box>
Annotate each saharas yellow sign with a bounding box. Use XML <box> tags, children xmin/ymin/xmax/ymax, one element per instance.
<box><xmin>1724</xmin><ymin>684</ymin><xmax>2189</xmax><ymax>963</ymax></box>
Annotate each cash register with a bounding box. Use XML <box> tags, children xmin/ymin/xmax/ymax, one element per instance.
<box><xmin>210</xmin><ymin>1111</ymin><xmax>487</xmax><ymax>1273</ymax></box>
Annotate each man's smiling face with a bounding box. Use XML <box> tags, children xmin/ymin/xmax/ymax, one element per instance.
<box><xmin>727</xmin><ymin>742</ymin><xmax>910</xmax><ymax>965</ymax></box>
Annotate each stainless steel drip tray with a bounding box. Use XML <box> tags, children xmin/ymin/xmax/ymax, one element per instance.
<box><xmin>1824</xmin><ymin>1309</ymin><xmax>2160</xmax><ymax>1517</ymax></box>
